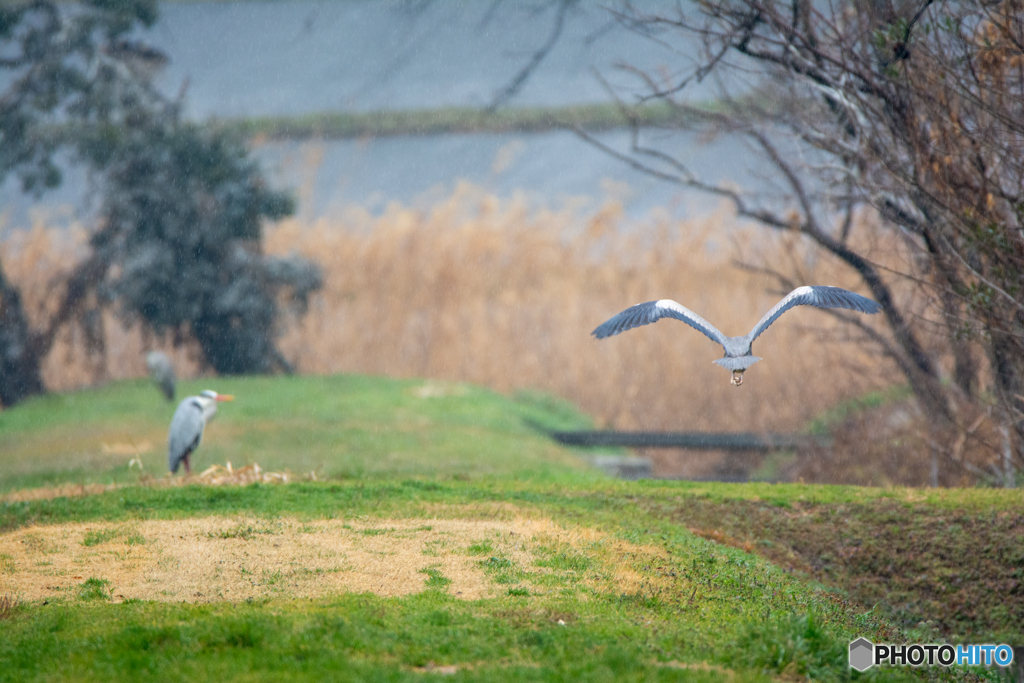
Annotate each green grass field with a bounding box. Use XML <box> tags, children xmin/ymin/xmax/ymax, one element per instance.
<box><xmin>0</xmin><ymin>376</ymin><xmax>1020</xmax><ymax>682</ymax></box>
<box><xmin>0</xmin><ymin>376</ymin><xmax>600</xmax><ymax>492</ymax></box>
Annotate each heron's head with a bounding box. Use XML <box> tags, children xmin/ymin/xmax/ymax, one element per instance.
<box><xmin>200</xmin><ymin>390</ymin><xmax>234</xmax><ymax>402</ymax></box>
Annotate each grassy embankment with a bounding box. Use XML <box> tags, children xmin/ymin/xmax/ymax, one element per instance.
<box><xmin>0</xmin><ymin>377</ymin><xmax>1021</xmax><ymax>682</ymax></box>
<box><xmin>222</xmin><ymin>102</ymin><xmax>697</xmax><ymax>140</ymax></box>
<box><xmin>0</xmin><ymin>375</ymin><xmax>599</xmax><ymax>493</ymax></box>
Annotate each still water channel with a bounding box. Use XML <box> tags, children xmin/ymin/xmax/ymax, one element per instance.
<box><xmin>1</xmin><ymin>1</ymin><xmax>789</xmax><ymax>234</ymax></box>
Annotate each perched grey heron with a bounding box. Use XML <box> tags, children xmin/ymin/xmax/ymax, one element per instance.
<box><xmin>146</xmin><ymin>351</ymin><xmax>176</xmax><ymax>401</ymax></box>
<box><xmin>592</xmin><ymin>286</ymin><xmax>882</xmax><ymax>386</ymax></box>
<box><xmin>168</xmin><ymin>390</ymin><xmax>234</xmax><ymax>474</ymax></box>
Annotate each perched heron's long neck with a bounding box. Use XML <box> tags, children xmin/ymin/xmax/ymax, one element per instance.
<box><xmin>199</xmin><ymin>398</ymin><xmax>218</xmax><ymax>423</ymax></box>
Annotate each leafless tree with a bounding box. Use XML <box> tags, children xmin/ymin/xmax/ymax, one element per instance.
<box><xmin>585</xmin><ymin>0</ymin><xmax>1024</xmax><ymax>484</ymax></box>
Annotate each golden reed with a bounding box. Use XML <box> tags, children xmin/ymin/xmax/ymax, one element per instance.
<box><xmin>11</xmin><ymin>182</ymin><xmax>970</xmax><ymax>483</ymax></box>
<box><xmin>3</xmin><ymin>183</ymin><xmax>898</xmax><ymax>432</ymax></box>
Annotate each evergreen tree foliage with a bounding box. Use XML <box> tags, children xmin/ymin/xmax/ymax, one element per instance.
<box><xmin>93</xmin><ymin>120</ymin><xmax>320</xmax><ymax>374</ymax></box>
<box><xmin>0</xmin><ymin>0</ymin><xmax>320</xmax><ymax>404</ymax></box>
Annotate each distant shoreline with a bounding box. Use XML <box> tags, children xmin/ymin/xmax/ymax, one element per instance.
<box><xmin>214</xmin><ymin>102</ymin><xmax>719</xmax><ymax>141</ymax></box>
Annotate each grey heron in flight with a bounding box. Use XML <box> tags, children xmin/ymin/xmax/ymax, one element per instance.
<box><xmin>168</xmin><ymin>390</ymin><xmax>234</xmax><ymax>474</ymax></box>
<box><xmin>146</xmin><ymin>351</ymin><xmax>176</xmax><ymax>401</ymax></box>
<box><xmin>592</xmin><ymin>286</ymin><xmax>881</xmax><ymax>386</ymax></box>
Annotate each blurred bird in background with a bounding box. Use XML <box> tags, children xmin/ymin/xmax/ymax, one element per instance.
<box><xmin>146</xmin><ymin>351</ymin><xmax>176</xmax><ymax>401</ymax></box>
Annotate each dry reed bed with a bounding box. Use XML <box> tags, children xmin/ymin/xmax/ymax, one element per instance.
<box><xmin>269</xmin><ymin>184</ymin><xmax>896</xmax><ymax>432</ymax></box>
<box><xmin>4</xmin><ymin>183</ymin><xmax>899</xmax><ymax>434</ymax></box>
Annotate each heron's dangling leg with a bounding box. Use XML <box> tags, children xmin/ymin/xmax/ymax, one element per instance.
<box><xmin>730</xmin><ymin>370</ymin><xmax>744</xmax><ymax>387</ymax></box>
<box><xmin>183</xmin><ymin>455</ymin><xmax>191</xmax><ymax>475</ymax></box>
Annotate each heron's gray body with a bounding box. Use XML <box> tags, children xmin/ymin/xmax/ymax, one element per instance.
<box><xmin>592</xmin><ymin>286</ymin><xmax>881</xmax><ymax>383</ymax></box>
<box><xmin>168</xmin><ymin>391</ymin><xmax>223</xmax><ymax>473</ymax></box>
<box><xmin>146</xmin><ymin>351</ymin><xmax>176</xmax><ymax>401</ymax></box>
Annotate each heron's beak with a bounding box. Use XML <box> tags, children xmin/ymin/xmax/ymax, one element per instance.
<box><xmin>216</xmin><ymin>394</ymin><xmax>235</xmax><ymax>402</ymax></box>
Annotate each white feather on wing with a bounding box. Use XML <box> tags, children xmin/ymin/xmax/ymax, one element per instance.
<box><xmin>746</xmin><ymin>286</ymin><xmax>882</xmax><ymax>342</ymax></box>
<box><xmin>591</xmin><ymin>299</ymin><xmax>728</xmax><ymax>346</ymax></box>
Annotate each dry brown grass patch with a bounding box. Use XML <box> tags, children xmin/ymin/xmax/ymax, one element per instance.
<box><xmin>0</xmin><ymin>483</ymin><xmax>124</xmax><ymax>504</ymax></box>
<box><xmin>0</xmin><ymin>510</ymin><xmax>681</xmax><ymax>605</ymax></box>
<box><xmin>587</xmin><ymin>535</ymin><xmax>679</xmax><ymax>598</ymax></box>
<box><xmin>488</xmin><ymin>512</ymin><xmax>681</xmax><ymax>597</ymax></box>
<box><xmin>0</xmin><ymin>511</ymin><xmax>679</xmax><ymax>602</ymax></box>
<box><xmin>0</xmin><ymin>517</ymin><xmax>506</xmax><ymax>603</ymax></box>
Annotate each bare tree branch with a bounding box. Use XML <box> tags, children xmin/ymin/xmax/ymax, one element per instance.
<box><xmin>489</xmin><ymin>0</ymin><xmax>576</xmax><ymax>111</ymax></box>
<box><xmin>588</xmin><ymin>0</ymin><xmax>1024</xmax><ymax>466</ymax></box>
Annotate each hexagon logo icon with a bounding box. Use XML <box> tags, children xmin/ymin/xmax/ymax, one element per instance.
<box><xmin>849</xmin><ymin>638</ymin><xmax>874</xmax><ymax>671</ymax></box>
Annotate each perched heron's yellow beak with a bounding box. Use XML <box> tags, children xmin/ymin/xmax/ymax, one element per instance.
<box><xmin>216</xmin><ymin>394</ymin><xmax>235</xmax><ymax>402</ymax></box>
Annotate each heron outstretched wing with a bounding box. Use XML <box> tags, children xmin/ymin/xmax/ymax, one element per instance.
<box><xmin>168</xmin><ymin>397</ymin><xmax>205</xmax><ymax>473</ymax></box>
<box><xmin>746</xmin><ymin>286</ymin><xmax>881</xmax><ymax>343</ymax></box>
<box><xmin>592</xmin><ymin>299</ymin><xmax>729</xmax><ymax>347</ymax></box>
